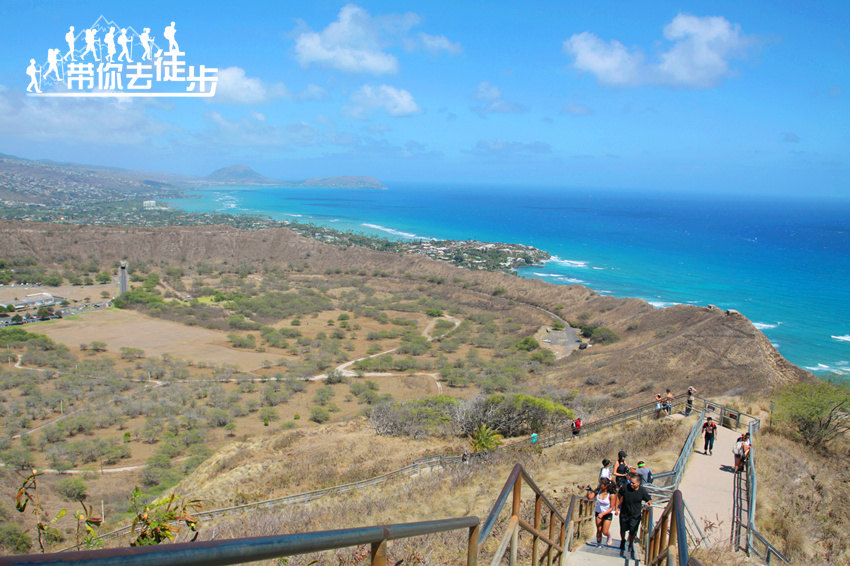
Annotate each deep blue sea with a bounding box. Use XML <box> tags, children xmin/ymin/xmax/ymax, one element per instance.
<box><xmin>167</xmin><ymin>184</ymin><xmax>850</xmax><ymax>376</ymax></box>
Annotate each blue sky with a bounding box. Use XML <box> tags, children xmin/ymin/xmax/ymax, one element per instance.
<box><xmin>0</xmin><ymin>0</ymin><xmax>847</xmax><ymax>196</ymax></box>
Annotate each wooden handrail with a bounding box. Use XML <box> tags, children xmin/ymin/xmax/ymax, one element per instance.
<box><xmin>644</xmin><ymin>490</ymin><xmax>691</xmax><ymax>566</ymax></box>
<box><xmin>478</xmin><ymin>464</ymin><xmax>568</xmax><ymax>566</ymax></box>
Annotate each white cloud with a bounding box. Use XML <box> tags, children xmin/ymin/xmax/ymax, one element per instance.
<box><xmin>474</xmin><ymin>81</ymin><xmax>523</xmax><ymax>115</ymax></box>
<box><xmin>561</xmin><ymin>102</ymin><xmax>592</xmax><ymax>116</ymax></box>
<box><xmin>416</xmin><ymin>33</ymin><xmax>463</xmax><ymax>55</ymax></box>
<box><xmin>294</xmin><ymin>4</ymin><xmax>401</xmax><ymax>74</ymax></box>
<box><xmin>0</xmin><ymin>89</ymin><xmax>170</xmax><ymax>144</ymax></box>
<box><xmin>201</xmin><ymin>112</ymin><xmax>323</xmax><ymax>147</ymax></box>
<box><xmin>297</xmin><ymin>84</ymin><xmax>329</xmax><ymax>101</ymax></box>
<box><xmin>344</xmin><ymin>84</ymin><xmax>421</xmax><ymax>118</ymax></box>
<box><xmin>215</xmin><ymin>67</ymin><xmax>289</xmax><ymax>104</ymax></box>
<box><xmin>563</xmin><ymin>14</ymin><xmax>752</xmax><ymax>88</ymax></box>
<box><xmin>467</xmin><ymin>140</ymin><xmax>551</xmax><ymax>156</ymax></box>
<box><xmin>293</xmin><ymin>4</ymin><xmax>461</xmax><ymax>74</ymax></box>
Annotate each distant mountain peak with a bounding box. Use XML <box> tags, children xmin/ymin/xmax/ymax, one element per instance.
<box><xmin>206</xmin><ymin>165</ymin><xmax>278</xmax><ymax>184</ymax></box>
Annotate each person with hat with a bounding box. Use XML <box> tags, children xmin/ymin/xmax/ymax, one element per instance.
<box><xmin>686</xmin><ymin>386</ymin><xmax>697</xmax><ymax>415</ymax></box>
<box><xmin>614</xmin><ymin>451</ymin><xmax>631</xmax><ymax>490</ymax></box>
<box><xmin>636</xmin><ymin>461</ymin><xmax>653</xmax><ymax>484</ymax></box>
<box><xmin>702</xmin><ymin>416</ymin><xmax>717</xmax><ymax>455</ymax></box>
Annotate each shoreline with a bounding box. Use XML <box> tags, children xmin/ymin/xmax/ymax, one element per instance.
<box><xmin>165</xmin><ymin>192</ymin><xmax>849</xmax><ymax>376</ymax></box>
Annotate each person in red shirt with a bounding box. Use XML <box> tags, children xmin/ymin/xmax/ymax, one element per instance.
<box><xmin>702</xmin><ymin>417</ymin><xmax>717</xmax><ymax>455</ymax></box>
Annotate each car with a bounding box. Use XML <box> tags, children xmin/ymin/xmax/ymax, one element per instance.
<box><xmin>543</xmin><ymin>339</ymin><xmax>552</xmax><ymax>343</ymax></box>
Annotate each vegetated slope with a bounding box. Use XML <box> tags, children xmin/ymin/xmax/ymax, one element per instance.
<box><xmin>176</xmin><ymin>417</ymin><xmax>690</xmax><ymax>563</ymax></box>
<box><xmin>179</xmin><ymin>418</ymin><xmax>466</xmax><ymax>507</ymax></box>
<box><xmin>0</xmin><ymin>221</ymin><xmax>809</xmax><ymax>399</ymax></box>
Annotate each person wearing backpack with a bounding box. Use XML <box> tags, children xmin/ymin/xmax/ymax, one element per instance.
<box><xmin>636</xmin><ymin>461</ymin><xmax>653</xmax><ymax>484</ymax></box>
<box><xmin>702</xmin><ymin>417</ymin><xmax>717</xmax><ymax>455</ymax></box>
<box><xmin>572</xmin><ymin>417</ymin><xmax>582</xmax><ymax>436</ymax></box>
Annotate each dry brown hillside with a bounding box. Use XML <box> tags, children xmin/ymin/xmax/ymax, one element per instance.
<box><xmin>0</xmin><ymin>221</ymin><xmax>810</xmax><ymax>401</ymax></box>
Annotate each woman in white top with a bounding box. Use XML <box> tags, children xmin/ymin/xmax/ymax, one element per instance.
<box><xmin>599</xmin><ymin>458</ymin><xmax>611</xmax><ymax>481</ymax></box>
<box><xmin>586</xmin><ymin>477</ymin><xmax>618</xmax><ymax>546</ymax></box>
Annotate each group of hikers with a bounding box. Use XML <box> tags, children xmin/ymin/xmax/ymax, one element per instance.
<box><xmin>654</xmin><ymin>386</ymin><xmax>698</xmax><ymax>417</ymax></box>
<box><xmin>582</xmin><ymin>450</ymin><xmax>654</xmax><ymax>557</ymax></box>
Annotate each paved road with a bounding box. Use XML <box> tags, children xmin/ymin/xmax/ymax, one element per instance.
<box><xmin>538</xmin><ymin>326</ymin><xmax>583</xmax><ymax>359</ymax></box>
<box><xmin>677</xmin><ymin>422</ymin><xmax>739</xmax><ymax>546</ymax></box>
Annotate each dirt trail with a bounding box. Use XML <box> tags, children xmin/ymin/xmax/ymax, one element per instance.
<box><xmin>309</xmin><ymin>315</ymin><xmax>460</xmax><ymax>386</ymax></box>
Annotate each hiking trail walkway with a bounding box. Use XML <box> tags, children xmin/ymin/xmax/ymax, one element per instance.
<box><xmin>676</xmin><ymin>421</ymin><xmax>739</xmax><ymax>547</ymax></box>
<box><xmin>567</xmin><ymin>415</ymin><xmax>740</xmax><ymax>564</ymax></box>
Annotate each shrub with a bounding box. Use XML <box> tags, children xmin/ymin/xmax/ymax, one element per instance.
<box><xmin>470</xmin><ymin>424</ymin><xmax>503</xmax><ymax>452</ymax></box>
<box><xmin>774</xmin><ymin>380</ymin><xmax>850</xmax><ymax>447</ymax></box>
<box><xmin>120</xmin><ymin>347</ymin><xmax>145</xmax><ymax>360</ymax></box>
<box><xmin>227</xmin><ymin>334</ymin><xmax>256</xmax><ymax>349</ymax></box>
<box><xmin>259</xmin><ymin>406</ymin><xmax>280</xmax><ymax>423</ymax></box>
<box><xmin>530</xmin><ymin>349</ymin><xmax>555</xmax><ymax>364</ymax></box>
<box><xmin>313</xmin><ymin>386</ymin><xmax>335</xmax><ymax>406</ymax></box>
<box><xmin>325</xmin><ymin>369</ymin><xmax>346</xmax><ymax>384</ymax></box>
<box><xmin>425</xmin><ymin>308</ymin><xmax>443</xmax><ymax>317</ymax></box>
<box><xmin>590</xmin><ymin>327</ymin><xmax>620</xmax><ymax>344</ymax></box>
<box><xmin>310</xmin><ymin>406</ymin><xmax>330</xmax><ymax>423</ymax></box>
<box><xmin>0</xmin><ymin>523</ymin><xmax>31</xmax><ymax>554</ymax></box>
<box><xmin>57</xmin><ymin>477</ymin><xmax>88</xmax><ymax>502</ymax></box>
<box><xmin>515</xmin><ymin>337</ymin><xmax>539</xmax><ymax>351</ymax></box>
<box><xmin>370</xmin><ymin>395</ymin><xmax>459</xmax><ymax>438</ymax></box>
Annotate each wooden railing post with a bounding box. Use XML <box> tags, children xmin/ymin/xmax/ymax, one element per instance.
<box><xmin>510</xmin><ymin>522</ymin><xmax>519</xmax><ymax>566</ymax></box>
<box><xmin>371</xmin><ymin>539</ymin><xmax>387</xmax><ymax>566</ymax></box>
<box><xmin>558</xmin><ymin>518</ymin><xmax>568</xmax><ymax>565</ymax></box>
<box><xmin>510</xmin><ymin>477</ymin><xmax>521</xmax><ymax>566</ymax></box>
<box><xmin>531</xmin><ymin>494</ymin><xmax>542</xmax><ymax>565</ymax></box>
<box><xmin>546</xmin><ymin>510</ymin><xmax>555</xmax><ymax>566</ymax></box>
<box><xmin>467</xmin><ymin>524</ymin><xmax>479</xmax><ymax>566</ymax></box>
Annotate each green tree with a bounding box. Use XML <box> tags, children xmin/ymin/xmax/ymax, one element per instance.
<box><xmin>590</xmin><ymin>327</ymin><xmax>620</xmax><ymax>344</ymax></box>
<box><xmin>470</xmin><ymin>424</ymin><xmax>503</xmax><ymax>452</ymax></box>
<box><xmin>56</xmin><ymin>477</ymin><xmax>88</xmax><ymax>502</ymax></box>
<box><xmin>313</xmin><ymin>386</ymin><xmax>335</xmax><ymax>406</ymax></box>
<box><xmin>0</xmin><ymin>523</ymin><xmax>32</xmax><ymax>554</ymax></box>
<box><xmin>310</xmin><ymin>406</ymin><xmax>330</xmax><ymax>423</ymax></box>
<box><xmin>36</xmin><ymin>306</ymin><xmax>54</xmax><ymax>319</ymax></box>
<box><xmin>774</xmin><ymin>380</ymin><xmax>850</xmax><ymax>447</ymax></box>
<box><xmin>95</xmin><ymin>271</ymin><xmax>112</xmax><ymax>285</ymax></box>
<box><xmin>515</xmin><ymin>337</ymin><xmax>539</xmax><ymax>351</ymax></box>
<box><xmin>259</xmin><ymin>406</ymin><xmax>279</xmax><ymax>423</ymax></box>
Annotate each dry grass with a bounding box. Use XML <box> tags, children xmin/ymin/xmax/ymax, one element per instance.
<box><xmin>135</xmin><ymin>416</ymin><xmax>692</xmax><ymax>564</ymax></box>
<box><xmin>753</xmin><ymin>430</ymin><xmax>850</xmax><ymax>564</ymax></box>
<box><xmin>37</xmin><ymin>309</ymin><xmax>275</xmax><ymax>371</ymax></box>
<box><xmin>691</xmin><ymin>543</ymin><xmax>763</xmax><ymax>565</ymax></box>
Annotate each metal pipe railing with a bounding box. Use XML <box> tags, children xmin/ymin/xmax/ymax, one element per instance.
<box><xmin>20</xmin><ymin>393</ymin><xmax>781</xmax><ymax>566</ymax></box>
<box><xmin>643</xmin><ymin>490</ymin><xmax>691</xmax><ymax>566</ymax></box>
<box><xmin>0</xmin><ymin>516</ymin><xmax>480</xmax><ymax>566</ymax></box>
<box><xmin>737</xmin><ymin>423</ymin><xmax>789</xmax><ymax>564</ymax></box>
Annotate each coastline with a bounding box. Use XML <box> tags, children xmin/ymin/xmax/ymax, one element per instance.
<box><xmin>161</xmin><ymin>186</ymin><xmax>850</xmax><ymax>377</ymax></box>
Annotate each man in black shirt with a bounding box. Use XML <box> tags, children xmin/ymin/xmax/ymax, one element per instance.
<box><xmin>617</xmin><ymin>472</ymin><xmax>652</xmax><ymax>557</ymax></box>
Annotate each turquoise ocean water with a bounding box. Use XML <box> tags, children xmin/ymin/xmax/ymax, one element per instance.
<box><xmin>167</xmin><ymin>184</ymin><xmax>850</xmax><ymax>376</ymax></box>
